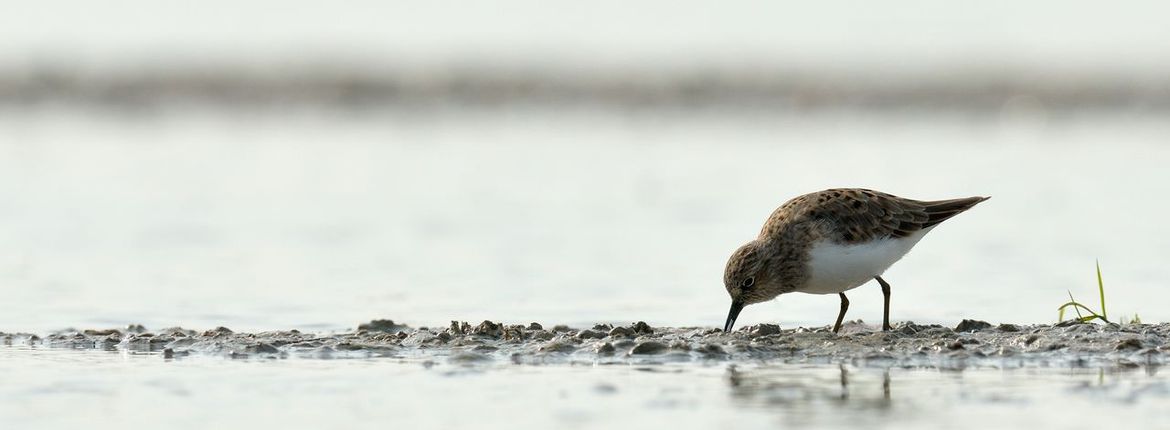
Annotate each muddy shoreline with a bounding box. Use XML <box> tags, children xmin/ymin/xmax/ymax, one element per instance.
<box><xmin>3</xmin><ymin>320</ymin><xmax>1166</xmax><ymax>369</ymax></box>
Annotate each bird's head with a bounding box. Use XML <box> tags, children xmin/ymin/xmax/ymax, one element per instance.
<box><xmin>722</xmin><ymin>240</ymin><xmax>779</xmax><ymax>332</ymax></box>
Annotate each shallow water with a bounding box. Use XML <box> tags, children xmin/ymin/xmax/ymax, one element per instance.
<box><xmin>2</xmin><ymin>345</ymin><xmax>1166</xmax><ymax>430</ymax></box>
<box><xmin>5</xmin><ymin>319</ymin><xmax>1166</xmax><ymax>429</ymax></box>
<box><xmin>1</xmin><ymin>107</ymin><xmax>1168</xmax><ymax>333</ymax></box>
<box><xmin>3</xmin><ymin>104</ymin><xmax>1169</xmax><ymax>430</ymax></box>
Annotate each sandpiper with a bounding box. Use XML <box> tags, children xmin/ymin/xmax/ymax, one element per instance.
<box><xmin>722</xmin><ymin>188</ymin><xmax>988</xmax><ymax>333</ymax></box>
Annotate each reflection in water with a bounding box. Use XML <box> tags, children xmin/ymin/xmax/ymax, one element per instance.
<box><xmin>723</xmin><ymin>364</ymin><xmax>1170</xmax><ymax>427</ymax></box>
<box><xmin>727</xmin><ymin>364</ymin><xmax>891</xmax><ymax>416</ymax></box>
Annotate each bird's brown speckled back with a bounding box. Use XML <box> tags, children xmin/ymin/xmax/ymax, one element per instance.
<box><xmin>759</xmin><ymin>188</ymin><xmax>989</xmax><ymax>245</ymax></box>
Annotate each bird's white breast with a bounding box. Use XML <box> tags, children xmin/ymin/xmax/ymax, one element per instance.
<box><xmin>799</xmin><ymin>227</ymin><xmax>933</xmax><ymax>294</ymax></box>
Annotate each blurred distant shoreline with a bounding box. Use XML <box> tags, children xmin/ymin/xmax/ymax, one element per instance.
<box><xmin>3</xmin><ymin>63</ymin><xmax>1169</xmax><ymax>111</ymax></box>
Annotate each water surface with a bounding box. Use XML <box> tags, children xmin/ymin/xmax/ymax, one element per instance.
<box><xmin>1</xmin><ymin>107</ymin><xmax>1166</xmax><ymax>332</ymax></box>
<box><xmin>1</xmin><ymin>346</ymin><xmax>1165</xmax><ymax>430</ymax></box>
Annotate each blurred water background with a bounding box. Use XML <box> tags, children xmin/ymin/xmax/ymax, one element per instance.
<box><xmin>3</xmin><ymin>1</ymin><xmax>1170</xmax><ymax>333</ymax></box>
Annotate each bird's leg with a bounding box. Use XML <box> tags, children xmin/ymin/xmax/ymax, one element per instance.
<box><xmin>833</xmin><ymin>292</ymin><xmax>849</xmax><ymax>334</ymax></box>
<box><xmin>875</xmin><ymin>276</ymin><xmax>892</xmax><ymax>331</ymax></box>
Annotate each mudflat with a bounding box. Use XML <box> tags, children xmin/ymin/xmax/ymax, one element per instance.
<box><xmin>6</xmin><ymin>319</ymin><xmax>1164</xmax><ymax>369</ymax></box>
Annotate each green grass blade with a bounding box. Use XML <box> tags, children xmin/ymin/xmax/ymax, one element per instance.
<box><xmin>1058</xmin><ymin>302</ymin><xmax>1102</xmax><ymax>319</ymax></box>
<box><xmin>1068</xmin><ymin>291</ymin><xmax>1084</xmax><ymax>320</ymax></box>
<box><xmin>1096</xmin><ymin>260</ymin><xmax>1107</xmax><ymax>320</ymax></box>
<box><xmin>1058</xmin><ymin>291</ymin><xmax>1083</xmax><ymax>323</ymax></box>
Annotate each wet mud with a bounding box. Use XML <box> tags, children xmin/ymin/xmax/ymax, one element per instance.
<box><xmin>3</xmin><ymin>319</ymin><xmax>1167</xmax><ymax>369</ymax></box>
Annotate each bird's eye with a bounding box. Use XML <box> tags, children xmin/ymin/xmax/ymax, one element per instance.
<box><xmin>740</xmin><ymin>277</ymin><xmax>755</xmax><ymax>288</ymax></box>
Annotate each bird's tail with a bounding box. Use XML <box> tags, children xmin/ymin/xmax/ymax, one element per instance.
<box><xmin>921</xmin><ymin>196</ymin><xmax>990</xmax><ymax>228</ymax></box>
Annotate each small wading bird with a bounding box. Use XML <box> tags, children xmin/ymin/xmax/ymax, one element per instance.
<box><xmin>722</xmin><ymin>188</ymin><xmax>988</xmax><ymax>333</ymax></box>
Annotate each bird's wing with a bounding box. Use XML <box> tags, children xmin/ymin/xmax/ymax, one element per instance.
<box><xmin>762</xmin><ymin>189</ymin><xmax>988</xmax><ymax>244</ymax></box>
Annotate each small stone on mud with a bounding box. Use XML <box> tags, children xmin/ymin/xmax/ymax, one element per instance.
<box><xmin>576</xmin><ymin>329</ymin><xmax>606</xmax><ymax>340</ymax></box>
<box><xmin>1064</xmin><ymin>323</ymin><xmax>1100</xmax><ymax>334</ymax></box>
<box><xmin>629</xmin><ymin>341</ymin><xmax>668</xmax><ymax>355</ymax></box>
<box><xmin>592</xmin><ymin>323</ymin><xmax>613</xmax><ymax>331</ymax></box>
<box><xmin>359</xmin><ymin>319</ymin><xmax>409</xmax><ymax>333</ymax></box>
<box><xmin>608</xmin><ymin>326</ymin><xmax>635</xmax><ymax>338</ymax></box>
<box><xmin>161</xmin><ymin>327</ymin><xmax>195</xmax><ymax>337</ymax></box>
<box><xmin>631</xmin><ymin>321</ymin><xmax>654</xmax><ymax>335</ymax></box>
<box><xmin>502</xmin><ymin>326</ymin><xmax>526</xmax><ymax>341</ymax></box>
<box><xmin>1115</xmin><ymin>338</ymin><xmax>1144</xmax><ymax>351</ymax></box>
<box><xmin>896</xmin><ymin>323</ymin><xmax>926</xmax><ymax>335</ymax></box>
<box><xmin>997</xmin><ymin>324</ymin><xmax>1021</xmax><ymax>332</ymax></box>
<box><xmin>448</xmin><ymin>321</ymin><xmax>470</xmax><ymax>335</ymax></box>
<box><xmin>749</xmin><ymin>324</ymin><xmax>781</xmax><ymax>336</ymax></box>
<box><xmin>202</xmin><ymin>327</ymin><xmax>233</xmax><ymax>337</ymax></box>
<box><xmin>552</xmin><ymin>325</ymin><xmax>571</xmax><ymax>333</ymax></box>
<box><xmin>472</xmin><ymin>320</ymin><xmax>503</xmax><ymax>337</ymax></box>
<box><xmin>527</xmin><ymin>322</ymin><xmax>543</xmax><ymax>330</ymax></box>
<box><xmin>954</xmin><ymin>320</ymin><xmax>993</xmax><ymax>332</ymax></box>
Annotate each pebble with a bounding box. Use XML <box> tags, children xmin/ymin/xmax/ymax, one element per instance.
<box><xmin>1115</xmin><ymin>338</ymin><xmax>1144</xmax><ymax>350</ymax></box>
<box><xmin>472</xmin><ymin>321</ymin><xmax>503</xmax><ymax>337</ymax></box>
<box><xmin>750</xmin><ymin>324</ymin><xmax>781</xmax><ymax>336</ymax></box>
<box><xmin>954</xmin><ymin>320</ymin><xmax>993</xmax><ymax>332</ymax></box>
<box><xmin>608</xmin><ymin>326</ymin><xmax>635</xmax><ymax>338</ymax></box>
<box><xmin>997</xmin><ymin>323</ymin><xmax>1021</xmax><ymax>332</ymax></box>
<box><xmin>631</xmin><ymin>321</ymin><xmax>654</xmax><ymax>335</ymax></box>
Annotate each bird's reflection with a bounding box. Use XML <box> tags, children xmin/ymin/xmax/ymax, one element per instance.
<box><xmin>726</xmin><ymin>364</ymin><xmax>893</xmax><ymax>413</ymax></box>
<box><xmin>724</xmin><ymin>362</ymin><xmax>1166</xmax><ymax>425</ymax></box>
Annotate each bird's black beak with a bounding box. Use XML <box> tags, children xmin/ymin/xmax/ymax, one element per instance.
<box><xmin>724</xmin><ymin>301</ymin><xmax>744</xmax><ymax>332</ymax></box>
